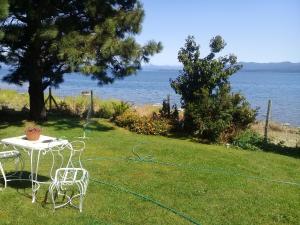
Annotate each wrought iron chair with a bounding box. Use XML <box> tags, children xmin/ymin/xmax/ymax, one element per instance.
<box><xmin>48</xmin><ymin>140</ymin><xmax>89</xmax><ymax>212</ymax></box>
<box><xmin>0</xmin><ymin>144</ymin><xmax>23</xmax><ymax>189</ymax></box>
<box><xmin>49</xmin><ymin>167</ymin><xmax>89</xmax><ymax>212</ymax></box>
<box><xmin>48</xmin><ymin>140</ymin><xmax>85</xmax><ymax>180</ymax></box>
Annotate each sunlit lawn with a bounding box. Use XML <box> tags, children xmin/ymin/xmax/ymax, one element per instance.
<box><xmin>0</xmin><ymin>115</ymin><xmax>299</xmax><ymax>225</ymax></box>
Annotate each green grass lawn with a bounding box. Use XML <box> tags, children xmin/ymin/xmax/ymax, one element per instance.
<box><xmin>0</xmin><ymin>116</ymin><xmax>299</xmax><ymax>225</ymax></box>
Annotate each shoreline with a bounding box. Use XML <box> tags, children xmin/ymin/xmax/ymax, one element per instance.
<box><xmin>251</xmin><ymin>121</ymin><xmax>299</xmax><ymax>147</ymax></box>
<box><xmin>133</xmin><ymin>104</ymin><xmax>299</xmax><ymax>148</ymax></box>
<box><xmin>1</xmin><ymin>87</ymin><xmax>300</xmax><ymax>128</ymax></box>
<box><xmin>0</xmin><ymin>88</ymin><xmax>299</xmax><ymax>147</ymax></box>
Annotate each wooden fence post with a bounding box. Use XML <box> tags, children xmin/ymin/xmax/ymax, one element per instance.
<box><xmin>90</xmin><ymin>90</ymin><xmax>94</xmax><ymax>115</ymax></box>
<box><xmin>45</xmin><ymin>87</ymin><xmax>58</xmax><ymax>111</ymax></box>
<box><xmin>264</xmin><ymin>100</ymin><xmax>272</xmax><ymax>142</ymax></box>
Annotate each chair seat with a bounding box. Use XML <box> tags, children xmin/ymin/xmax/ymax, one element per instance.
<box><xmin>0</xmin><ymin>150</ymin><xmax>20</xmax><ymax>159</ymax></box>
<box><xmin>49</xmin><ymin>167</ymin><xmax>89</xmax><ymax>212</ymax></box>
<box><xmin>53</xmin><ymin>180</ymin><xmax>83</xmax><ymax>186</ymax></box>
<box><xmin>0</xmin><ymin>150</ymin><xmax>22</xmax><ymax>189</ymax></box>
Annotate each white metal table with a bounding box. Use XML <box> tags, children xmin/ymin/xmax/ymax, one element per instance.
<box><xmin>1</xmin><ymin>135</ymin><xmax>68</xmax><ymax>202</ymax></box>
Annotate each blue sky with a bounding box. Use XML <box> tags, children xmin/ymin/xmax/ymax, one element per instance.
<box><xmin>137</xmin><ymin>0</ymin><xmax>300</xmax><ymax>65</ymax></box>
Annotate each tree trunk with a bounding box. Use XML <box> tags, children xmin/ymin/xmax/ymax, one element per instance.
<box><xmin>28</xmin><ymin>78</ymin><xmax>47</xmax><ymax>121</ymax></box>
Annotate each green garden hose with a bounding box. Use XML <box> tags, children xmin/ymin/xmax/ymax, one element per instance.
<box><xmin>83</xmin><ymin>147</ymin><xmax>299</xmax><ymax>225</ymax></box>
<box><xmin>84</xmin><ymin>154</ymin><xmax>300</xmax><ymax>187</ymax></box>
<box><xmin>90</xmin><ymin>178</ymin><xmax>202</xmax><ymax>225</ymax></box>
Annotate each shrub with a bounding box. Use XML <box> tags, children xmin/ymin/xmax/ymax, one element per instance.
<box><xmin>53</xmin><ymin>101</ymin><xmax>73</xmax><ymax>116</ymax></box>
<box><xmin>158</xmin><ymin>96</ymin><xmax>180</xmax><ymax>131</ymax></box>
<box><xmin>232</xmin><ymin>130</ymin><xmax>263</xmax><ymax>151</ymax></box>
<box><xmin>114</xmin><ymin>111</ymin><xmax>139</xmax><ymax>128</ymax></box>
<box><xmin>170</xmin><ymin>36</ymin><xmax>257</xmax><ymax>142</ymax></box>
<box><xmin>95</xmin><ymin>101</ymin><xmax>115</xmax><ymax>119</ymax></box>
<box><xmin>184</xmin><ymin>91</ymin><xmax>256</xmax><ymax>142</ymax></box>
<box><xmin>148</xmin><ymin>117</ymin><xmax>171</xmax><ymax>135</ymax></box>
<box><xmin>59</xmin><ymin>96</ymin><xmax>89</xmax><ymax>117</ymax></box>
<box><xmin>114</xmin><ymin>111</ymin><xmax>171</xmax><ymax>136</ymax></box>
<box><xmin>159</xmin><ymin>97</ymin><xmax>171</xmax><ymax>118</ymax></box>
<box><xmin>170</xmin><ymin>104</ymin><xmax>180</xmax><ymax>122</ymax></box>
<box><xmin>112</xmin><ymin>101</ymin><xmax>131</xmax><ymax>120</ymax></box>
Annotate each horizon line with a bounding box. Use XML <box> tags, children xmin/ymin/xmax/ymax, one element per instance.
<box><xmin>143</xmin><ymin>61</ymin><xmax>300</xmax><ymax>67</ymax></box>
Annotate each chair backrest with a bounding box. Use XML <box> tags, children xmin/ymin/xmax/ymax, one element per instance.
<box><xmin>47</xmin><ymin>140</ymin><xmax>85</xmax><ymax>180</ymax></box>
<box><xmin>65</xmin><ymin>141</ymin><xmax>85</xmax><ymax>169</ymax></box>
<box><xmin>54</xmin><ymin>167</ymin><xmax>89</xmax><ymax>193</ymax></box>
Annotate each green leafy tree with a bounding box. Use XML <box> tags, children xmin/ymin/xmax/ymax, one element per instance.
<box><xmin>0</xmin><ymin>0</ymin><xmax>162</xmax><ymax>120</ymax></box>
<box><xmin>171</xmin><ymin>36</ymin><xmax>256</xmax><ymax>142</ymax></box>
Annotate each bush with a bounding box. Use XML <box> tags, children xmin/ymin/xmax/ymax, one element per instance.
<box><xmin>159</xmin><ymin>97</ymin><xmax>171</xmax><ymax>118</ymax></box>
<box><xmin>232</xmin><ymin>130</ymin><xmax>263</xmax><ymax>151</ymax></box>
<box><xmin>114</xmin><ymin>110</ymin><xmax>140</xmax><ymax>128</ymax></box>
<box><xmin>184</xmin><ymin>91</ymin><xmax>256</xmax><ymax>142</ymax></box>
<box><xmin>95</xmin><ymin>101</ymin><xmax>116</xmax><ymax>119</ymax></box>
<box><xmin>170</xmin><ymin>36</ymin><xmax>257</xmax><ymax>142</ymax></box>
<box><xmin>114</xmin><ymin>111</ymin><xmax>171</xmax><ymax>136</ymax></box>
<box><xmin>53</xmin><ymin>101</ymin><xmax>73</xmax><ymax>116</ymax></box>
<box><xmin>158</xmin><ymin>96</ymin><xmax>180</xmax><ymax>132</ymax></box>
<box><xmin>112</xmin><ymin>101</ymin><xmax>131</xmax><ymax>120</ymax></box>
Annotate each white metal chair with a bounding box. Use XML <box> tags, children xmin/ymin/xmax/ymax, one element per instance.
<box><xmin>49</xmin><ymin>167</ymin><xmax>89</xmax><ymax>212</ymax></box>
<box><xmin>0</xmin><ymin>147</ymin><xmax>23</xmax><ymax>189</ymax></box>
<box><xmin>48</xmin><ymin>140</ymin><xmax>89</xmax><ymax>212</ymax></box>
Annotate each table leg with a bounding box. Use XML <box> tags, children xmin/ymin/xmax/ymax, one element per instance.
<box><xmin>30</xmin><ymin>149</ymin><xmax>42</xmax><ymax>203</ymax></box>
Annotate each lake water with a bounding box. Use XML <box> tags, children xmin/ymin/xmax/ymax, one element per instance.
<box><xmin>0</xmin><ymin>69</ymin><xmax>299</xmax><ymax>126</ymax></box>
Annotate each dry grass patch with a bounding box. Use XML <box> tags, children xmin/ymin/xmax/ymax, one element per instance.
<box><xmin>251</xmin><ymin>121</ymin><xmax>300</xmax><ymax>147</ymax></box>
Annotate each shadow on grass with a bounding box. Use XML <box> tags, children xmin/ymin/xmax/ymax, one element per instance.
<box><xmin>0</xmin><ymin>171</ymin><xmax>54</xmax><ymax>203</ymax></box>
<box><xmin>0</xmin><ymin>171</ymin><xmax>50</xmax><ymax>189</ymax></box>
<box><xmin>0</xmin><ymin>109</ymin><xmax>114</xmax><ymax>132</ymax></box>
<box><xmin>43</xmin><ymin>114</ymin><xmax>114</xmax><ymax>132</ymax></box>
<box><xmin>168</xmin><ymin>129</ymin><xmax>300</xmax><ymax>159</ymax></box>
<box><xmin>0</xmin><ymin>109</ymin><xmax>27</xmax><ymax>129</ymax></box>
<box><xmin>166</xmin><ymin>132</ymin><xmax>188</xmax><ymax>140</ymax></box>
<box><xmin>1</xmin><ymin>109</ymin><xmax>298</xmax><ymax>159</ymax></box>
<box><xmin>257</xmin><ymin>141</ymin><xmax>300</xmax><ymax>159</ymax></box>
<box><xmin>167</xmin><ymin>132</ymin><xmax>216</xmax><ymax>145</ymax></box>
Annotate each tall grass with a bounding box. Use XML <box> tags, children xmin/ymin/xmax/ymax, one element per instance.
<box><xmin>0</xmin><ymin>89</ymin><xmax>29</xmax><ymax>110</ymax></box>
<box><xmin>0</xmin><ymin>89</ymin><xmax>121</xmax><ymax>118</ymax></box>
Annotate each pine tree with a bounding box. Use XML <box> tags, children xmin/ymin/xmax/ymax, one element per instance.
<box><xmin>171</xmin><ymin>36</ymin><xmax>256</xmax><ymax>141</ymax></box>
<box><xmin>0</xmin><ymin>0</ymin><xmax>162</xmax><ymax>120</ymax></box>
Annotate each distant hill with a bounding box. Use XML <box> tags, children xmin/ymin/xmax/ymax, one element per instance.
<box><xmin>142</xmin><ymin>64</ymin><xmax>181</xmax><ymax>71</ymax></box>
<box><xmin>2</xmin><ymin>62</ymin><xmax>300</xmax><ymax>73</ymax></box>
<box><xmin>240</xmin><ymin>62</ymin><xmax>300</xmax><ymax>72</ymax></box>
<box><xmin>142</xmin><ymin>62</ymin><xmax>300</xmax><ymax>73</ymax></box>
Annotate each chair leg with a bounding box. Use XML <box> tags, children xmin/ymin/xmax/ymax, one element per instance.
<box><xmin>49</xmin><ymin>185</ymin><xmax>57</xmax><ymax>211</ymax></box>
<box><xmin>79</xmin><ymin>194</ymin><xmax>83</xmax><ymax>212</ymax></box>
<box><xmin>0</xmin><ymin>162</ymin><xmax>7</xmax><ymax>189</ymax></box>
